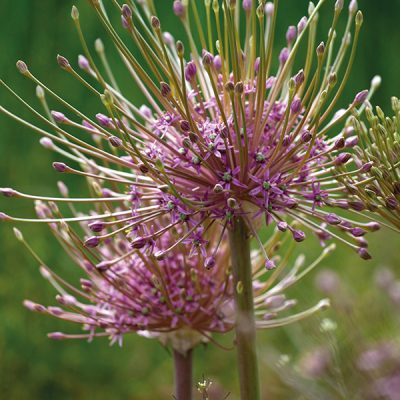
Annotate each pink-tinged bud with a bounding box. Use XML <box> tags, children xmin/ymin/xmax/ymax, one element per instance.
<box><xmin>180</xmin><ymin>120</ymin><xmax>191</xmax><ymax>132</ymax></box>
<box><xmin>386</xmin><ymin>196</ymin><xmax>399</xmax><ymax>210</ymax></box>
<box><xmin>0</xmin><ymin>212</ymin><xmax>11</xmax><ymax>221</ymax></box>
<box><xmin>185</xmin><ymin>61</ymin><xmax>197</xmax><ymax>81</ymax></box>
<box><xmin>71</xmin><ymin>5</ymin><xmax>79</xmax><ymax>20</ymax></box>
<box><xmin>163</xmin><ymin>32</ymin><xmax>174</xmax><ymax>46</ymax></box>
<box><xmin>16</xmin><ymin>60</ymin><xmax>29</xmax><ymax>75</ymax></box>
<box><xmin>301</xmin><ymin>130</ymin><xmax>312</xmax><ymax>143</ymax></box>
<box><xmin>82</xmin><ymin>120</ymin><xmax>95</xmax><ymax>130</ymax></box>
<box><xmin>357</xmin><ymin>247</ymin><xmax>371</xmax><ymax>260</ymax></box>
<box><xmin>80</xmin><ymin>279</ymin><xmax>93</xmax><ymax>291</ymax></box>
<box><xmin>344</xmin><ymin>126</ymin><xmax>355</xmax><ymax>138</ymax></box>
<box><xmin>286</xmin><ymin>26</ymin><xmax>297</xmax><ymax>45</ymax></box>
<box><xmin>51</xmin><ymin>111</ymin><xmax>67</xmax><ymax>123</ymax></box>
<box><xmin>131</xmin><ymin>236</ymin><xmax>147</xmax><ymax>249</ymax></box>
<box><xmin>265</xmin><ymin>2</ymin><xmax>274</xmax><ymax>16</ymax></box>
<box><xmin>48</xmin><ymin>332</ymin><xmax>66</xmax><ymax>340</ymax></box>
<box><xmin>254</xmin><ymin>57</ymin><xmax>260</xmax><ymax>73</ymax></box>
<box><xmin>361</xmin><ymin>162</ymin><xmax>373</xmax><ymax>173</ymax></box>
<box><xmin>153</xmin><ymin>251</ymin><xmax>165</xmax><ymax>260</ymax></box>
<box><xmin>173</xmin><ymin>0</ymin><xmax>185</xmax><ymax>17</ymax></box>
<box><xmin>40</xmin><ymin>137</ymin><xmax>54</xmax><ymax>149</ymax></box>
<box><xmin>52</xmin><ymin>162</ymin><xmax>69</xmax><ymax>173</ymax></box>
<box><xmin>297</xmin><ymin>17</ymin><xmax>307</xmax><ymax>34</ymax></box>
<box><xmin>353</xmin><ymin>90</ymin><xmax>368</xmax><ymax>106</ymax></box>
<box><xmin>335</xmin><ymin>0</ymin><xmax>344</xmax><ymax>11</ymax></box>
<box><xmin>351</xmin><ymin>227</ymin><xmax>366</xmax><ymax>237</ymax></box>
<box><xmin>355</xmin><ymin>237</ymin><xmax>368</xmax><ymax>248</ymax></box>
<box><xmin>89</xmin><ymin>221</ymin><xmax>105</xmax><ymax>233</ymax></box>
<box><xmin>277</xmin><ymin>221</ymin><xmax>288</xmax><ymax>232</ymax></box>
<box><xmin>96</xmin><ymin>113</ymin><xmax>112</xmax><ymax>127</ymax></box>
<box><xmin>365</xmin><ymin>222</ymin><xmax>380</xmax><ymax>232</ymax></box>
<box><xmin>23</xmin><ymin>300</ymin><xmax>46</xmax><ymax>312</ymax></box>
<box><xmin>286</xmin><ymin>198</ymin><xmax>298</xmax><ymax>209</ymax></box>
<box><xmin>47</xmin><ymin>307</ymin><xmax>63</xmax><ymax>316</ymax></box>
<box><xmin>56</xmin><ymin>294</ymin><xmax>77</xmax><ymax>306</ymax></box>
<box><xmin>349</xmin><ymin>0</ymin><xmax>358</xmax><ymax>15</ymax></box>
<box><xmin>139</xmin><ymin>163</ymin><xmax>149</xmax><ymax>174</ymax></box>
<box><xmin>160</xmin><ymin>82</ymin><xmax>171</xmax><ymax>97</ymax></box>
<box><xmin>202</xmin><ymin>51</ymin><xmax>213</xmax><ymax>67</ymax></box>
<box><xmin>333</xmin><ymin>137</ymin><xmax>345</xmax><ymax>149</ymax></box>
<box><xmin>325</xmin><ymin>213</ymin><xmax>341</xmax><ymax>225</ymax></box>
<box><xmin>265</xmin><ymin>259</ymin><xmax>276</xmax><ymax>270</ymax></box>
<box><xmin>279</xmin><ymin>47</ymin><xmax>289</xmax><ymax>65</ymax></box>
<box><xmin>334</xmin><ymin>153</ymin><xmax>351</xmax><ymax>165</ymax></box>
<box><xmin>121</xmin><ymin>4</ymin><xmax>132</xmax><ymax>19</ymax></box>
<box><xmin>57</xmin><ymin>54</ymin><xmax>70</xmax><ymax>70</ymax></box>
<box><xmin>205</xmin><ymin>256</ymin><xmax>216</xmax><ymax>270</ymax></box>
<box><xmin>109</xmin><ymin>136</ymin><xmax>122</xmax><ymax>148</ymax></box>
<box><xmin>294</xmin><ymin>69</ymin><xmax>305</xmax><ymax>86</ymax></box>
<box><xmin>345</xmin><ymin>136</ymin><xmax>358</xmax><ymax>147</ymax></box>
<box><xmin>96</xmin><ymin>261</ymin><xmax>112</xmax><ymax>272</ymax></box>
<box><xmin>243</xmin><ymin>0</ymin><xmax>252</xmax><ymax>11</ymax></box>
<box><xmin>265</xmin><ymin>295</ymin><xmax>285</xmax><ymax>308</ymax></box>
<box><xmin>85</xmin><ymin>236</ymin><xmax>100</xmax><ymax>248</ymax></box>
<box><xmin>139</xmin><ymin>105</ymin><xmax>152</xmax><ymax>119</ymax></box>
<box><xmin>0</xmin><ymin>188</ymin><xmax>18</xmax><ymax>197</ymax></box>
<box><xmin>282</xmin><ymin>135</ymin><xmax>291</xmax><ymax>147</ymax></box>
<box><xmin>36</xmin><ymin>85</ymin><xmax>45</xmax><ymax>99</ymax></box>
<box><xmin>291</xmin><ymin>98</ymin><xmax>302</xmax><ymax>114</ymax></box>
<box><xmin>213</xmin><ymin>55</ymin><xmax>222</xmax><ymax>71</ymax></box>
<box><xmin>151</xmin><ymin>16</ymin><xmax>160</xmax><ymax>29</ymax></box>
<box><xmin>348</xmin><ymin>200</ymin><xmax>365</xmax><ymax>211</ymax></box>
<box><xmin>316</xmin><ymin>42</ymin><xmax>325</xmax><ymax>56</ymax></box>
<box><xmin>293</xmin><ymin>230</ymin><xmax>306</xmax><ymax>242</ymax></box>
<box><xmin>78</xmin><ymin>55</ymin><xmax>90</xmax><ymax>70</ymax></box>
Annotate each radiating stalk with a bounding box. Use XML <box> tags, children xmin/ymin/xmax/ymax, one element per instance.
<box><xmin>173</xmin><ymin>349</ymin><xmax>193</xmax><ymax>400</ymax></box>
<box><xmin>228</xmin><ymin>217</ymin><xmax>261</xmax><ymax>400</ymax></box>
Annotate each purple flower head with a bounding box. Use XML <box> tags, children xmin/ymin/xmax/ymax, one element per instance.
<box><xmin>22</xmin><ymin>214</ymin><xmax>334</xmax><ymax>347</ymax></box>
<box><xmin>0</xmin><ymin>1</ymin><xmax>382</xmax><ymax>285</ymax></box>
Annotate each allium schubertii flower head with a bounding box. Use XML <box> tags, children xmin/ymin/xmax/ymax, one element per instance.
<box><xmin>0</xmin><ymin>0</ymin><xmax>379</xmax><ymax>265</ymax></box>
<box><xmin>338</xmin><ymin>95</ymin><xmax>400</xmax><ymax>231</ymax></box>
<box><xmin>19</xmin><ymin>211</ymin><xmax>331</xmax><ymax>350</ymax></box>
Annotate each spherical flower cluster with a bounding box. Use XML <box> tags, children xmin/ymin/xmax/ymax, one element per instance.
<box><xmin>19</xmin><ymin>194</ymin><xmax>331</xmax><ymax>348</ymax></box>
<box><xmin>338</xmin><ymin>95</ymin><xmax>400</xmax><ymax>230</ymax></box>
<box><xmin>0</xmin><ymin>0</ymin><xmax>379</xmax><ymax>265</ymax></box>
<box><xmin>23</xmin><ymin>220</ymin><xmax>233</xmax><ymax>350</ymax></box>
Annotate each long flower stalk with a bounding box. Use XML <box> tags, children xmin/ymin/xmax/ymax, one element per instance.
<box><xmin>174</xmin><ymin>349</ymin><xmax>193</xmax><ymax>400</ymax></box>
<box><xmin>229</xmin><ymin>217</ymin><xmax>260</xmax><ymax>400</ymax></box>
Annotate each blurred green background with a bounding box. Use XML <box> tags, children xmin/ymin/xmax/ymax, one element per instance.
<box><xmin>0</xmin><ymin>1</ymin><xmax>400</xmax><ymax>399</ymax></box>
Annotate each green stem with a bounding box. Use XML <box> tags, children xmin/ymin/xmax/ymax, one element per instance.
<box><xmin>228</xmin><ymin>217</ymin><xmax>261</xmax><ymax>400</ymax></box>
<box><xmin>173</xmin><ymin>349</ymin><xmax>193</xmax><ymax>400</ymax></box>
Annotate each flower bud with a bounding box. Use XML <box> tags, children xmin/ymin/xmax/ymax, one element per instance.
<box><xmin>85</xmin><ymin>236</ymin><xmax>100</xmax><ymax>248</ymax></box>
<box><xmin>160</xmin><ymin>82</ymin><xmax>171</xmax><ymax>97</ymax></box>
<box><xmin>173</xmin><ymin>1</ymin><xmax>185</xmax><ymax>17</ymax></box>
<box><xmin>353</xmin><ymin>90</ymin><xmax>368</xmax><ymax>106</ymax></box>
<box><xmin>53</xmin><ymin>162</ymin><xmax>69</xmax><ymax>173</ymax></box>
<box><xmin>57</xmin><ymin>55</ymin><xmax>71</xmax><ymax>70</ymax></box>
<box><xmin>293</xmin><ymin>230</ymin><xmax>306</xmax><ymax>242</ymax></box>
<box><xmin>16</xmin><ymin>60</ymin><xmax>29</xmax><ymax>75</ymax></box>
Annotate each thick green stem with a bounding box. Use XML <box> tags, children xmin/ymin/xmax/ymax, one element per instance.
<box><xmin>173</xmin><ymin>349</ymin><xmax>193</xmax><ymax>400</ymax></box>
<box><xmin>229</xmin><ymin>217</ymin><xmax>261</xmax><ymax>400</ymax></box>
